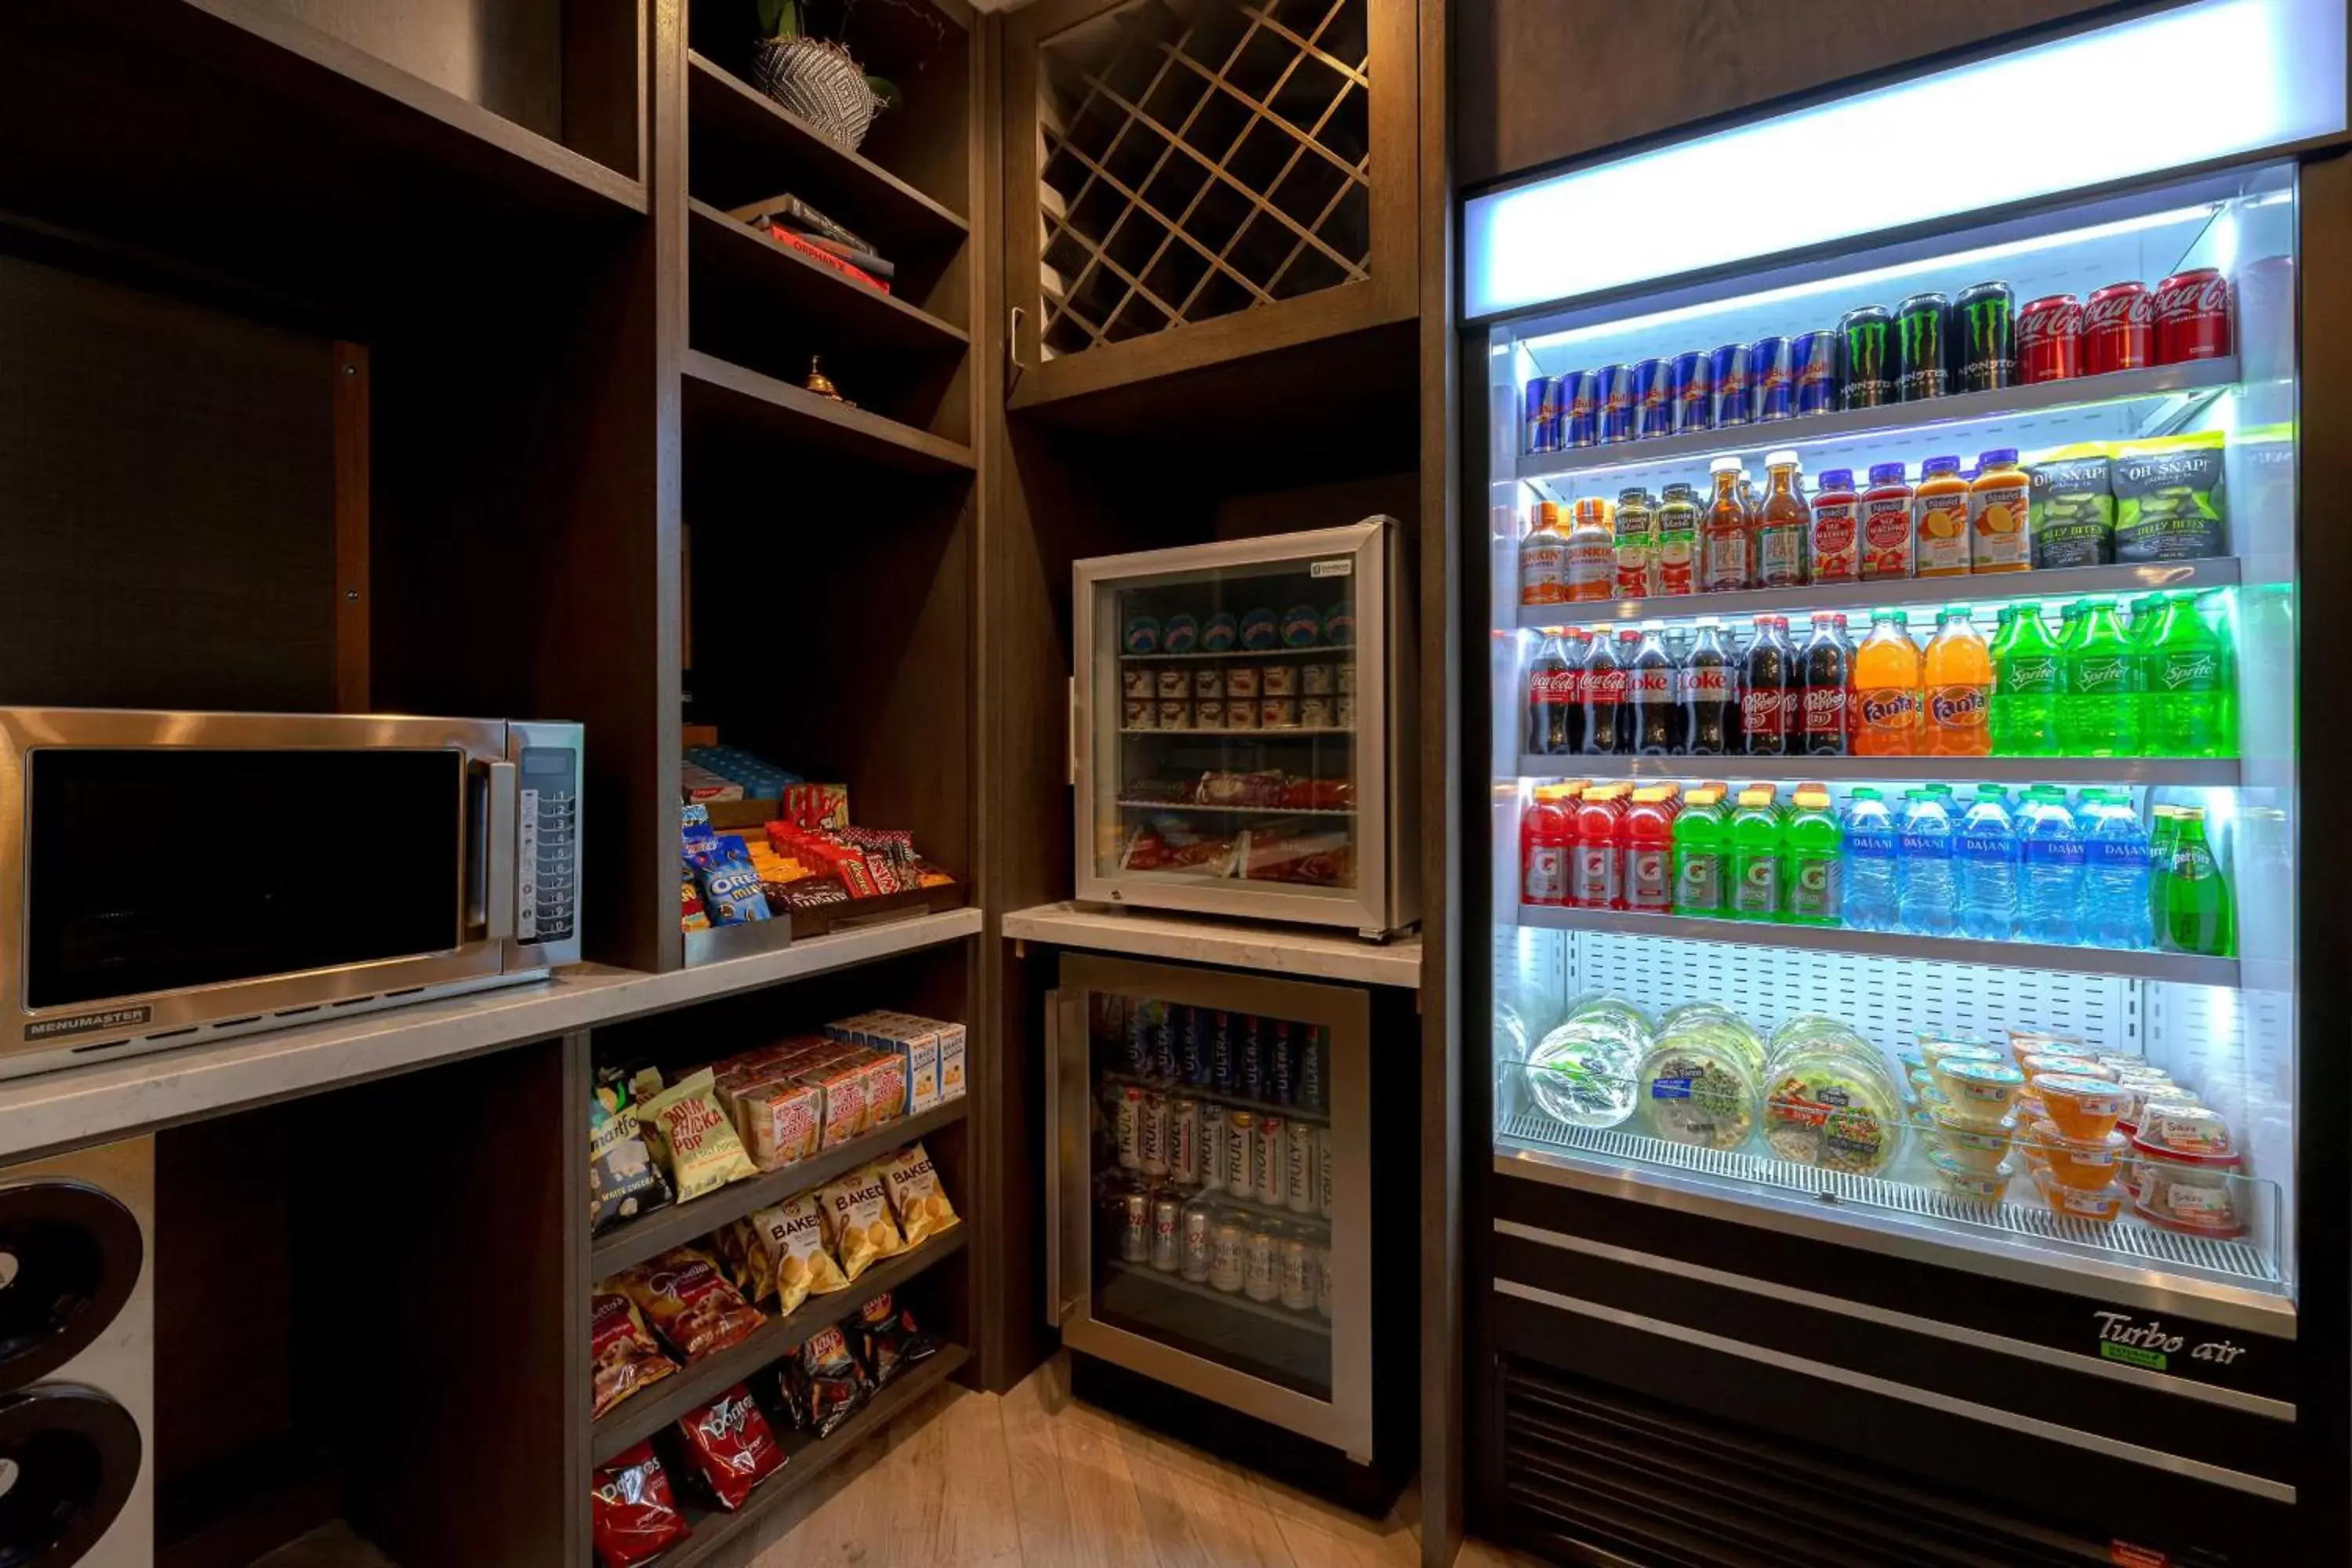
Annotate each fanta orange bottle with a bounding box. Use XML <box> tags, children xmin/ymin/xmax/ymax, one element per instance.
<box><xmin>1922</xmin><ymin>607</ymin><xmax>1992</xmax><ymax>756</ymax></box>
<box><xmin>1851</xmin><ymin>611</ymin><xmax>1922</xmax><ymax>756</ymax></box>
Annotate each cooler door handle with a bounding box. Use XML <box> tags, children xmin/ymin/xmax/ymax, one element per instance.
<box><xmin>1044</xmin><ymin>986</ymin><xmax>1067</xmax><ymax>1327</ymax></box>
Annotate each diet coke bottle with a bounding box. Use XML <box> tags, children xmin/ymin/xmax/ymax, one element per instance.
<box><xmin>1682</xmin><ymin>619</ymin><xmax>1738</xmax><ymax>757</ymax></box>
<box><xmin>1630</xmin><ymin>627</ymin><xmax>1685</xmax><ymax>755</ymax></box>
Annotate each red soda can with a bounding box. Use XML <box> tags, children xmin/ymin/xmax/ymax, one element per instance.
<box><xmin>2083</xmin><ymin>281</ymin><xmax>2152</xmax><ymax>376</ymax></box>
<box><xmin>2016</xmin><ymin>293</ymin><xmax>2082</xmax><ymax>383</ymax></box>
<box><xmin>2153</xmin><ymin>268</ymin><xmax>2232</xmax><ymax>364</ymax></box>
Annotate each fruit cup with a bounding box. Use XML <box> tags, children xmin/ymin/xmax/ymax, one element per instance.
<box><xmin>1927</xmin><ymin>1102</ymin><xmax>2016</xmax><ymax>1175</ymax></box>
<box><xmin>1933</xmin><ymin>1058</ymin><xmax>2025</xmax><ymax>1127</ymax></box>
<box><xmin>1927</xmin><ymin>1147</ymin><xmax>2016</xmax><ymax>1204</ymax></box>
<box><xmin>2033</xmin><ymin>1166</ymin><xmax>2126</xmax><ymax>1224</ymax></box>
<box><xmin>2030</xmin><ymin>1120</ymin><xmax>2129</xmax><ymax>1192</ymax></box>
<box><xmin>2027</xmin><ymin>1073</ymin><xmax>2128</xmax><ymax>1142</ymax></box>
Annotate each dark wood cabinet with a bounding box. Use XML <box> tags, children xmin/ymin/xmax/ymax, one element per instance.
<box><xmin>1004</xmin><ymin>0</ymin><xmax>1419</xmax><ymax>406</ymax></box>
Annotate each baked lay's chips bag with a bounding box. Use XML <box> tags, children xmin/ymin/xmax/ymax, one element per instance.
<box><xmin>816</xmin><ymin>1165</ymin><xmax>904</xmax><ymax>1281</ymax></box>
<box><xmin>878</xmin><ymin>1142</ymin><xmax>960</xmax><ymax>1247</ymax></box>
<box><xmin>724</xmin><ymin>1194</ymin><xmax>849</xmax><ymax>1312</ymax></box>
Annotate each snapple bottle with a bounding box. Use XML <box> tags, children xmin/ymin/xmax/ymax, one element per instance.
<box><xmin>1755</xmin><ymin>449</ymin><xmax>1809</xmax><ymax>588</ymax></box>
<box><xmin>1914</xmin><ymin>455</ymin><xmax>1973</xmax><ymax>577</ymax></box>
<box><xmin>1809</xmin><ymin>467</ymin><xmax>1860</xmax><ymax>583</ymax></box>
<box><xmin>1700</xmin><ymin>457</ymin><xmax>1754</xmax><ymax>590</ymax></box>
<box><xmin>1653</xmin><ymin>481</ymin><xmax>1700</xmax><ymax>596</ymax></box>
<box><xmin>1859</xmin><ymin>463</ymin><xmax>1915</xmax><ymax>580</ymax></box>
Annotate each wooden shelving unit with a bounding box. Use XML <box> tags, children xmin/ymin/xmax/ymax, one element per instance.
<box><xmin>682</xmin><ymin>350</ymin><xmax>978</xmax><ymax>476</ymax></box>
<box><xmin>690</xmin><ymin>198</ymin><xmax>971</xmax><ymax>357</ymax></box>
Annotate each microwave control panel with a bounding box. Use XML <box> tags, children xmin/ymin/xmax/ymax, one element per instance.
<box><xmin>516</xmin><ymin>746</ymin><xmax>577</xmax><ymax>946</ymax></box>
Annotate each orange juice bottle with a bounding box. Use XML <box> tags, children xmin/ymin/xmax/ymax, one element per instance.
<box><xmin>1519</xmin><ymin>501</ymin><xmax>1570</xmax><ymax>605</ymax></box>
<box><xmin>1913</xmin><ymin>455</ymin><xmax>1973</xmax><ymax>577</ymax></box>
<box><xmin>1922</xmin><ymin>607</ymin><xmax>1992</xmax><ymax>755</ymax></box>
<box><xmin>1852</xmin><ymin>610</ymin><xmax>1922</xmax><ymax>756</ymax></box>
<box><xmin>1968</xmin><ymin>447</ymin><xmax>2031</xmax><ymax>572</ymax></box>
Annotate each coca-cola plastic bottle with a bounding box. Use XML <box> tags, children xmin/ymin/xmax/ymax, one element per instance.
<box><xmin>1682</xmin><ymin>619</ymin><xmax>1739</xmax><ymax>757</ymax></box>
<box><xmin>1631</xmin><ymin>627</ymin><xmax>1685</xmax><ymax>755</ymax></box>
<box><xmin>1799</xmin><ymin>612</ymin><xmax>1853</xmax><ymax>756</ymax></box>
<box><xmin>1740</xmin><ymin>615</ymin><xmax>1794</xmax><ymax>757</ymax></box>
<box><xmin>1525</xmin><ymin>631</ymin><xmax>1581</xmax><ymax>756</ymax></box>
<box><xmin>1581</xmin><ymin>629</ymin><xmax>1635</xmax><ymax>754</ymax></box>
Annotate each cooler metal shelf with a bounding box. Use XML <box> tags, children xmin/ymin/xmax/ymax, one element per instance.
<box><xmin>1512</xmin><ymin>356</ymin><xmax>2240</xmax><ymax>484</ymax></box>
<box><xmin>1496</xmin><ymin>1112</ymin><xmax>2281</xmax><ymax>1290</ymax></box>
<box><xmin>1117</xmin><ymin>799</ymin><xmax>1357</xmax><ymax>817</ymax></box>
<box><xmin>1120</xmin><ymin>645</ymin><xmax>1353</xmax><ymax>662</ymax></box>
<box><xmin>1514</xmin><ymin>904</ymin><xmax>2239</xmax><ymax>986</ymax></box>
<box><xmin>1103</xmin><ymin>1257</ymin><xmax>1331</xmax><ymax>1337</ymax></box>
<box><xmin>1514</xmin><ymin>755</ymin><xmax>2242</xmax><ymax>786</ymax></box>
<box><xmin>1512</xmin><ymin>557</ymin><xmax>2242</xmax><ymax>632</ymax></box>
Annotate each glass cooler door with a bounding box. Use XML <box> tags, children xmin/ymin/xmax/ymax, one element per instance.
<box><xmin>1047</xmin><ymin>955</ymin><xmax>1372</xmax><ymax>1458</ymax></box>
<box><xmin>1073</xmin><ymin>521</ymin><xmax>1395</xmax><ymax>935</ymax></box>
<box><xmin>1482</xmin><ymin>159</ymin><xmax>2302</xmax><ymax>1317</ymax></box>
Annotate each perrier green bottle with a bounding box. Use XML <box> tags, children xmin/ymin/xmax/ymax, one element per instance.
<box><xmin>2160</xmin><ymin>806</ymin><xmax>2234</xmax><ymax>957</ymax></box>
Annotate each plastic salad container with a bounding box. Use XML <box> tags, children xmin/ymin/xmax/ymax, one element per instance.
<box><xmin>1638</xmin><ymin>1036</ymin><xmax>1760</xmax><ymax>1152</ymax></box>
<box><xmin>1655</xmin><ymin>1004</ymin><xmax>1769</xmax><ymax>1080</ymax></box>
<box><xmin>1762</xmin><ymin>1045</ymin><xmax>1903</xmax><ymax>1174</ymax></box>
<box><xmin>1525</xmin><ymin>1014</ymin><xmax>1647</xmax><ymax>1131</ymax></box>
<box><xmin>2129</xmin><ymin>1105</ymin><xmax>2246</xmax><ymax>1236</ymax></box>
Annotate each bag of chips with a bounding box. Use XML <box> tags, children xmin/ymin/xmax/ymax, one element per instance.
<box><xmin>673</xmin><ymin>1384</ymin><xmax>786</xmax><ymax>1511</ymax></box>
<box><xmin>613</xmin><ymin>1247</ymin><xmax>766</xmax><ymax>1363</ymax></box>
<box><xmin>877</xmin><ymin>1142</ymin><xmax>960</xmax><ymax>1248</ymax></box>
<box><xmin>2111</xmin><ymin>430</ymin><xmax>2228</xmax><ymax>562</ymax></box>
<box><xmin>817</xmin><ymin>1165</ymin><xmax>906</xmax><ymax>1281</ymax></box>
<box><xmin>591</xmin><ymin>1442</ymin><xmax>692</xmax><ymax>1568</ymax></box>
<box><xmin>723</xmin><ymin>1195</ymin><xmax>848</xmax><ymax>1312</ymax></box>
<box><xmin>589</xmin><ymin>1085</ymin><xmax>673</xmax><ymax>1236</ymax></box>
<box><xmin>851</xmin><ymin>1291</ymin><xmax>939</xmax><ymax>1388</ymax></box>
<box><xmin>639</xmin><ymin>1069</ymin><xmax>759</xmax><ymax>1203</ymax></box>
<box><xmin>590</xmin><ymin>1290</ymin><xmax>678</xmax><ymax>1420</ymax></box>
<box><xmin>786</xmin><ymin>1323</ymin><xmax>871</xmax><ymax>1438</ymax></box>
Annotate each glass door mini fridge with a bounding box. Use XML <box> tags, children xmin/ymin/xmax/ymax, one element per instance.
<box><xmin>1044</xmin><ymin>954</ymin><xmax>1372</xmax><ymax>1457</ymax></box>
<box><xmin>1071</xmin><ymin>519</ymin><xmax>1418</xmax><ymax>938</ymax></box>
<box><xmin>1459</xmin><ymin>2</ymin><xmax>2350</xmax><ymax>1563</ymax></box>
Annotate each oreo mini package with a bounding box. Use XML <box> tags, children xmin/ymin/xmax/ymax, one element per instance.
<box><xmin>689</xmin><ymin>834</ymin><xmax>772</xmax><ymax>925</ymax></box>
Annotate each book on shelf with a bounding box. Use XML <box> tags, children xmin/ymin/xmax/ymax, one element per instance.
<box><xmin>728</xmin><ymin>194</ymin><xmax>877</xmax><ymax>259</ymax></box>
<box><xmin>757</xmin><ymin>224</ymin><xmax>893</xmax><ymax>295</ymax></box>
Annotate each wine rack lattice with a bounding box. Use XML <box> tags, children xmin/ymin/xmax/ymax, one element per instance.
<box><xmin>1036</xmin><ymin>0</ymin><xmax>1374</xmax><ymax>358</ymax></box>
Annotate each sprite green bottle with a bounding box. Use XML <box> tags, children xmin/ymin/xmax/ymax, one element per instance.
<box><xmin>2143</xmin><ymin>593</ymin><xmax>2238</xmax><ymax>758</ymax></box>
<box><xmin>2057</xmin><ymin>601</ymin><xmax>2142</xmax><ymax>757</ymax></box>
<box><xmin>1989</xmin><ymin>602</ymin><xmax>2061</xmax><ymax>757</ymax></box>
<box><xmin>2159</xmin><ymin>806</ymin><xmax>2234</xmax><ymax>956</ymax></box>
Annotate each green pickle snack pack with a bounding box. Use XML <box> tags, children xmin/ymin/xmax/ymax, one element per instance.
<box><xmin>2110</xmin><ymin>430</ymin><xmax>2227</xmax><ymax>563</ymax></box>
<box><xmin>2024</xmin><ymin>443</ymin><xmax>2114</xmax><ymax>568</ymax></box>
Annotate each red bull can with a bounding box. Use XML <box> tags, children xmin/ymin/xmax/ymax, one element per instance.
<box><xmin>1628</xmin><ymin>358</ymin><xmax>1671</xmax><ymax>441</ymax></box>
<box><xmin>1749</xmin><ymin>335</ymin><xmax>1794</xmax><ymax>422</ymax></box>
<box><xmin>1791</xmin><ymin>329</ymin><xmax>1838</xmax><ymax>416</ymax></box>
<box><xmin>1708</xmin><ymin>342</ymin><xmax>1752</xmax><ymax>427</ymax></box>
<box><xmin>1523</xmin><ymin>376</ymin><xmax>1560</xmax><ymax>454</ymax></box>
<box><xmin>1557</xmin><ymin>369</ymin><xmax>1599</xmax><ymax>448</ymax></box>
<box><xmin>1595</xmin><ymin>363</ymin><xmax>1635</xmax><ymax>444</ymax></box>
<box><xmin>1667</xmin><ymin>350</ymin><xmax>1711</xmax><ymax>434</ymax></box>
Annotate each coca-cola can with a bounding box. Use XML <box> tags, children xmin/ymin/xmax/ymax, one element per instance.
<box><xmin>2083</xmin><ymin>280</ymin><xmax>2153</xmax><ymax>376</ymax></box>
<box><xmin>2154</xmin><ymin>267</ymin><xmax>2232</xmax><ymax>365</ymax></box>
<box><xmin>2016</xmin><ymin>293</ymin><xmax>2083</xmax><ymax>384</ymax></box>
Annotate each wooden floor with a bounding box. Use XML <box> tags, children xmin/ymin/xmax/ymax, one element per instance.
<box><xmin>737</xmin><ymin>1354</ymin><xmax>1541</xmax><ymax>1568</ymax></box>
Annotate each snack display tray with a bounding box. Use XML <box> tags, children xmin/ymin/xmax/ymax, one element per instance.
<box><xmin>1104</xmin><ymin>1258</ymin><xmax>1332</xmax><ymax>1337</ymax></box>
<box><xmin>1117</xmin><ymin>800</ymin><xmax>1357</xmax><ymax>817</ymax></box>
<box><xmin>1512</xmin><ymin>355</ymin><xmax>2239</xmax><ymax>483</ymax></box>
<box><xmin>1516</xmin><ymin>904</ymin><xmax>2241</xmax><ymax>987</ymax></box>
<box><xmin>660</xmin><ymin>1343</ymin><xmax>971</xmax><ymax>1567</ymax></box>
<box><xmin>1516</xmin><ymin>755</ymin><xmax>2242</xmax><ymax>786</ymax></box>
<box><xmin>593</xmin><ymin>1095</ymin><xmax>972</xmax><ymax>1276</ymax></box>
<box><xmin>590</xmin><ymin>1229</ymin><xmax>969</xmax><ymax>1462</ymax></box>
<box><xmin>1497</xmin><ymin>1112</ymin><xmax>2280</xmax><ymax>1288</ymax></box>
<box><xmin>1120</xmin><ymin>645</ymin><xmax>1354</xmax><ymax>662</ymax></box>
<box><xmin>1512</xmin><ymin>555</ymin><xmax>2242</xmax><ymax>632</ymax></box>
<box><xmin>786</xmin><ymin>879</ymin><xmax>970</xmax><ymax>941</ymax></box>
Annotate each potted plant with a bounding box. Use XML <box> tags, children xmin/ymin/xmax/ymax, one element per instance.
<box><xmin>750</xmin><ymin>0</ymin><xmax>898</xmax><ymax>152</ymax></box>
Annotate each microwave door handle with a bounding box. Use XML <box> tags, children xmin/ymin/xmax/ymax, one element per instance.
<box><xmin>476</xmin><ymin>760</ymin><xmax>518</xmax><ymax>942</ymax></box>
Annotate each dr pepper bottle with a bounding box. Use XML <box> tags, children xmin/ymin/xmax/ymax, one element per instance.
<box><xmin>2016</xmin><ymin>293</ymin><xmax>2083</xmax><ymax>383</ymax></box>
<box><xmin>2084</xmin><ymin>281</ymin><xmax>2153</xmax><ymax>375</ymax></box>
<box><xmin>2154</xmin><ymin>268</ymin><xmax>2232</xmax><ymax>364</ymax></box>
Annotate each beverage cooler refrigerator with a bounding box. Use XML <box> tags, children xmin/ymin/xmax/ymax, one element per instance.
<box><xmin>1460</xmin><ymin>2</ymin><xmax>2350</xmax><ymax>1563</ymax></box>
<box><xmin>1071</xmin><ymin>519</ymin><xmax>1419</xmax><ymax>938</ymax></box>
<box><xmin>1043</xmin><ymin>955</ymin><xmax>1413</xmax><ymax>1501</ymax></box>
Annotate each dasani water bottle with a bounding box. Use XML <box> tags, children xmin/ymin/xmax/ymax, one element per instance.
<box><xmin>1896</xmin><ymin>789</ymin><xmax>1958</xmax><ymax>937</ymax></box>
<box><xmin>1841</xmin><ymin>787</ymin><xmax>1900</xmax><ymax>932</ymax></box>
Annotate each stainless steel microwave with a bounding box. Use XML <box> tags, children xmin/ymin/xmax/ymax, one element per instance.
<box><xmin>0</xmin><ymin>710</ymin><xmax>581</xmax><ymax>1078</ymax></box>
